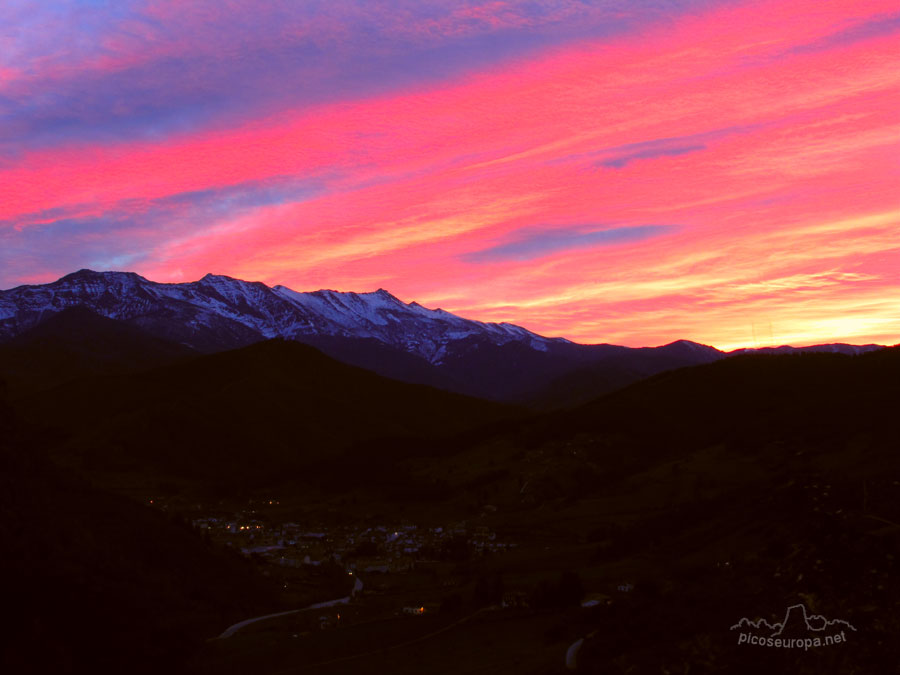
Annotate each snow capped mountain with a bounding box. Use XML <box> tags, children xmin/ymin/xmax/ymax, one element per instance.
<box><xmin>5</xmin><ymin>269</ymin><xmax>881</xmax><ymax>406</ymax></box>
<box><xmin>271</xmin><ymin>284</ymin><xmax>558</xmax><ymax>362</ymax></box>
<box><xmin>0</xmin><ymin>269</ymin><xmax>564</xmax><ymax>361</ymax></box>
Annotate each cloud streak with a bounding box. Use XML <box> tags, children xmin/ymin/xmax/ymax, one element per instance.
<box><xmin>463</xmin><ymin>224</ymin><xmax>673</xmax><ymax>262</ymax></box>
<box><xmin>0</xmin><ymin>0</ymin><xmax>718</xmax><ymax>156</ymax></box>
<box><xmin>598</xmin><ymin>144</ymin><xmax>706</xmax><ymax>169</ymax></box>
<box><xmin>790</xmin><ymin>10</ymin><xmax>900</xmax><ymax>53</ymax></box>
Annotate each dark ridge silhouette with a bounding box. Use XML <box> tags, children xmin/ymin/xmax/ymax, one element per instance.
<box><xmin>294</xmin><ymin>333</ymin><xmax>465</xmax><ymax>392</ymax></box>
<box><xmin>18</xmin><ymin>338</ymin><xmax>521</xmax><ymax>492</ymax></box>
<box><xmin>0</xmin><ymin>269</ymin><xmax>732</xmax><ymax>406</ymax></box>
<box><xmin>519</xmin><ymin>347</ymin><xmax>900</xmax><ymax>467</ymax></box>
<box><xmin>521</xmin><ymin>339</ymin><xmax>724</xmax><ymax>409</ymax></box>
<box><xmin>440</xmin><ymin>347</ymin><xmax>900</xmax><ymax>673</ymax></box>
<box><xmin>296</xmin><ymin>334</ymin><xmax>722</xmax><ymax>405</ymax></box>
<box><xmin>0</xmin><ymin>399</ymin><xmax>279</xmax><ymax>675</ymax></box>
<box><xmin>0</xmin><ymin>307</ymin><xmax>197</xmax><ymax>397</ymax></box>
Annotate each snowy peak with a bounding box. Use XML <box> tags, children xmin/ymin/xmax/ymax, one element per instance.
<box><xmin>0</xmin><ymin>271</ymin><xmax>886</xmax><ymax>365</ymax></box>
<box><xmin>61</xmin><ymin>268</ymin><xmax>146</xmax><ymax>282</ymax></box>
<box><xmin>0</xmin><ymin>270</ymin><xmax>562</xmax><ymax>361</ymax></box>
<box><xmin>372</xmin><ymin>288</ymin><xmax>401</xmax><ymax>301</ymax></box>
<box><xmin>4</xmin><ymin>269</ymin><xmax>886</xmax><ymax>406</ymax></box>
<box><xmin>199</xmin><ymin>272</ymin><xmax>233</xmax><ymax>282</ymax></box>
<box><xmin>51</xmin><ymin>268</ymin><xmax>148</xmax><ymax>294</ymax></box>
<box><xmin>269</xmin><ymin>280</ymin><xmax>561</xmax><ymax>362</ymax></box>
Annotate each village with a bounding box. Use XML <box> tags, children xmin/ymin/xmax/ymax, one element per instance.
<box><xmin>188</xmin><ymin>505</ymin><xmax>513</xmax><ymax>569</ymax></box>
<box><xmin>142</xmin><ymin>493</ymin><xmax>630</xmax><ymax>660</ymax></box>
<box><xmin>140</xmin><ymin>496</ymin><xmax>650</xmax><ymax>671</ymax></box>
<box><xmin>152</xmin><ymin>496</ymin><xmax>524</xmax><ymax>618</ymax></box>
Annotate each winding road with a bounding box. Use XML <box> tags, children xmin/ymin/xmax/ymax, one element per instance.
<box><xmin>217</xmin><ymin>575</ymin><xmax>364</xmax><ymax>639</ymax></box>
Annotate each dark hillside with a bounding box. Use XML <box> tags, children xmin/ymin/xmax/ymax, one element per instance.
<box><xmin>18</xmin><ymin>338</ymin><xmax>520</xmax><ymax>492</ymax></box>
<box><xmin>0</xmin><ymin>307</ymin><xmax>197</xmax><ymax>397</ymax></box>
<box><xmin>409</xmin><ymin>348</ymin><xmax>900</xmax><ymax>672</ymax></box>
<box><xmin>0</xmin><ymin>396</ymin><xmax>279</xmax><ymax>675</ymax></box>
<box><xmin>524</xmin><ymin>348</ymin><xmax>900</xmax><ymax>471</ymax></box>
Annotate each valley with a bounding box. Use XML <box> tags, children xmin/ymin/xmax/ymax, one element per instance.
<box><xmin>1</xmin><ymin>273</ymin><xmax>898</xmax><ymax>673</ymax></box>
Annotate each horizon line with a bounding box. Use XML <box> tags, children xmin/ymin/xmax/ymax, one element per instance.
<box><xmin>2</xmin><ymin>267</ymin><xmax>895</xmax><ymax>353</ymax></box>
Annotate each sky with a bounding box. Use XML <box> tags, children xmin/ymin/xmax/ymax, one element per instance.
<box><xmin>2</xmin><ymin>0</ymin><xmax>898</xmax><ymax>350</ymax></box>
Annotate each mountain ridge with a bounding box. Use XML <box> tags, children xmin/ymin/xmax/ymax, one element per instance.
<box><xmin>0</xmin><ymin>268</ymin><xmax>567</xmax><ymax>360</ymax></box>
<box><xmin>1</xmin><ymin>269</ymin><xmax>888</xmax><ymax>406</ymax></box>
<box><xmin>16</xmin><ymin>336</ymin><xmax>520</xmax><ymax>493</ymax></box>
<box><xmin>3</xmin><ymin>269</ymin><xmax>886</xmax><ymax>355</ymax></box>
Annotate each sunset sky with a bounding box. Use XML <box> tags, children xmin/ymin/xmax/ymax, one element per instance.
<box><xmin>2</xmin><ymin>0</ymin><xmax>898</xmax><ymax>349</ymax></box>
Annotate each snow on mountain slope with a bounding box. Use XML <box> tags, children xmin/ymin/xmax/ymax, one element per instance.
<box><xmin>272</xmin><ymin>285</ymin><xmax>556</xmax><ymax>362</ymax></box>
<box><xmin>0</xmin><ymin>270</ymin><xmax>564</xmax><ymax>361</ymax></box>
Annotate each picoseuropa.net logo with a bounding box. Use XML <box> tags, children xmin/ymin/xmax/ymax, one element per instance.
<box><xmin>731</xmin><ymin>603</ymin><xmax>856</xmax><ymax>650</ymax></box>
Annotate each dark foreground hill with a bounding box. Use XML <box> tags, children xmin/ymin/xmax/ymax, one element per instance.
<box><xmin>0</xmin><ymin>395</ymin><xmax>280</xmax><ymax>675</ymax></box>
<box><xmin>0</xmin><ymin>306</ymin><xmax>197</xmax><ymax>396</ymax></box>
<box><xmin>378</xmin><ymin>348</ymin><xmax>900</xmax><ymax>673</ymax></box>
<box><xmin>528</xmin><ymin>347</ymin><xmax>900</xmax><ymax>469</ymax></box>
<box><xmin>14</xmin><ymin>337</ymin><xmax>519</xmax><ymax>494</ymax></box>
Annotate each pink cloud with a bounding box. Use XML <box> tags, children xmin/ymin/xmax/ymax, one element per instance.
<box><xmin>3</xmin><ymin>0</ymin><xmax>899</xmax><ymax>348</ymax></box>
